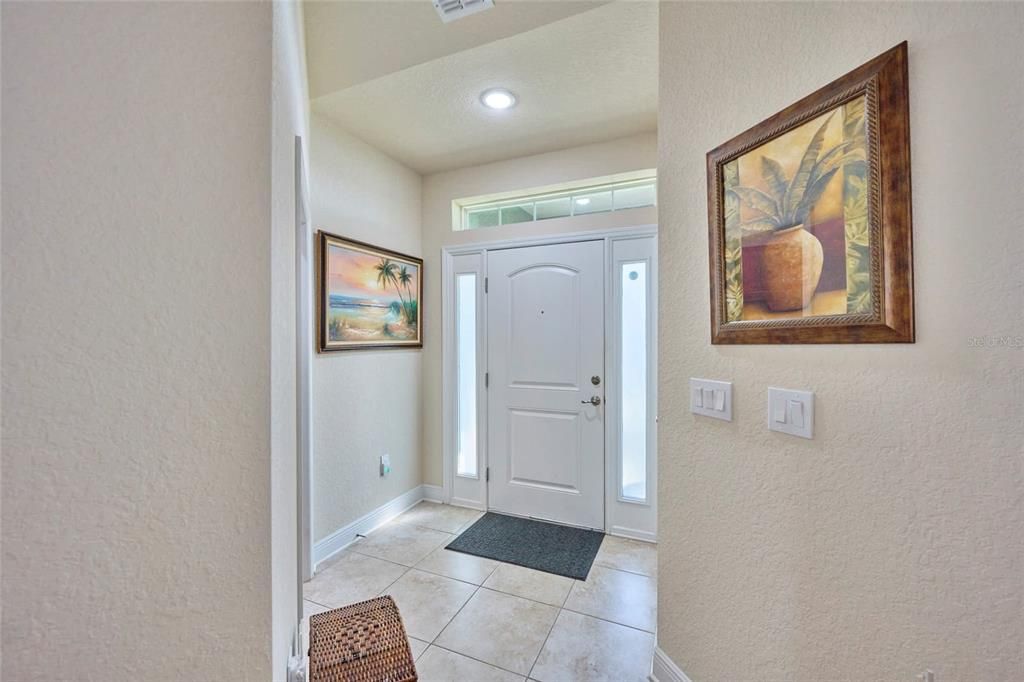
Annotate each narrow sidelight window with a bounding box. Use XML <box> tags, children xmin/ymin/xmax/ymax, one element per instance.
<box><xmin>456</xmin><ymin>273</ymin><xmax>478</xmax><ymax>478</ymax></box>
<box><xmin>620</xmin><ymin>262</ymin><xmax>648</xmax><ymax>501</ymax></box>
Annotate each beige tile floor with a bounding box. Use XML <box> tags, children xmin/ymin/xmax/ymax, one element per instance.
<box><xmin>302</xmin><ymin>501</ymin><xmax>657</xmax><ymax>682</ymax></box>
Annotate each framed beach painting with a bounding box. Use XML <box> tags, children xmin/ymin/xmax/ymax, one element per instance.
<box><xmin>318</xmin><ymin>231</ymin><xmax>423</xmax><ymax>351</ymax></box>
<box><xmin>707</xmin><ymin>42</ymin><xmax>914</xmax><ymax>344</ymax></box>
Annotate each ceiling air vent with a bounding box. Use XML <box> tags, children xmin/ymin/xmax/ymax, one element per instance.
<box><xmin>433</xmin><ymin>0</ymin><xmax>495</xmax><ymax>24</ymax></box>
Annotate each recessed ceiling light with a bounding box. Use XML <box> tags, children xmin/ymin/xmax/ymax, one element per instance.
<box><xmin>480</xmin><ymin>88</ymin><xmax>517</xmax><ymax>110</ymax></box>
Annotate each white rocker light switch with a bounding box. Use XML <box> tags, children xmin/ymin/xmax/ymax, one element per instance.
<box><xmin>768</xmin><ymin>387</ymin><xmax>813</xmax><ymax>439</ymax></box>
<box><xmin>789</xmin><ymin>400</ymin><xmax>804</xmax><ymax>428</ymax></box>
<box><xmin>690</xmin><ymin>378</ymin><xmax>732</xmax><ymax>422</ymax></box>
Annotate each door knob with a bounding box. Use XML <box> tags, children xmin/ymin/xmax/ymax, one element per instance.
<box><xmin>581</xmin><ymin>396</ymin><xmax>602</xmax><ymax>406</ymax></box>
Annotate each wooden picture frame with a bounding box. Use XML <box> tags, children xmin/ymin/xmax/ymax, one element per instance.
<box><xmin>317</xmin><ymin>230</ymin><xmax>423</xmax><ymax>352</ymax></box>
<box><xmin>707</xmin><ymin>42</ymin><xmax>914</xmax><ymax>344</ymax></box>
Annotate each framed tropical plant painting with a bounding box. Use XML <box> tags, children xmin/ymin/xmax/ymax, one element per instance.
<box><xmin>318</xmin><ymin>231</ymin><xmax>423</xmax><ymax>351</ymax></box>
<box><xmin>707</xmin><ymin>42</ymin><xmax>914</xmax><ymax>343</ymax></box>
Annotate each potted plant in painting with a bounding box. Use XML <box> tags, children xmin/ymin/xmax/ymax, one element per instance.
<box><xmin>729</xmin><ymin>113</ymin><xmax>864</xmax><ymax>311</ymax></box>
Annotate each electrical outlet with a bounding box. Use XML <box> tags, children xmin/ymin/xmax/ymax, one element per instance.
<box><xmin>380</xmin><ymin>454</ymin><xmax>391</xmax><ymax>477</ymax></box>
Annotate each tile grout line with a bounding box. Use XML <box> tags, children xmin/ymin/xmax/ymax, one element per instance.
<box><xmin>562</xmin><ymin>579</ymin><xmax>577</xmax><ymax>609</ymax></box>
<box><xmin>345</xmin><ymin>529</ymin><xmax>453</xmax><ymax>568</ymax></box>
<box><xmin>310</xmin><ymin>564</ymin><xmax>659</xmax><ymax>638</ymax></box>
<box><xmin>405</xmin><ymin>544</ymin><xmax>501</xmax><ymax>588</ymax></box>
<box><xmin>427</xmin><ymin>582</ymin><xmax>555</xmax><ymax>679</ymax></box>
<box><xmin>594</xmin><ymin>561</ymin><xmax>656</xmax><ymax>579</ymax></box>
<box><xmin>408</xmin><ymin>564</ymin><xmax>493</xmax><ymax>588</ymax></box>
<box><xmin>428</xmin><ymin>641</ymin><xmax>531</xmax><ymax>679</ymax></box>
<box><xmin>375</xmin><ymin>565</ymin><xmax>413</xmax><ymax>598</ymax></box>
<box><xmin>342</xmin><ymin>548</ymin><xmax>415</xmax><ymax>568</ymax></box>
<box><xmin>528</xmin><ymin>574</ymin><xmax>577</xmax><ymax>678</ymax></box>
<box><xmin>428</xmin><ymin>581</ymin><xmax>482</xmax><ymax>648</ymax></box>
<box><xmin>558</xmin><ymin>604</ymin><xmax>656</xmax><ymax>635</ymax></box>
<box><xmin>462</xmin><ymin>585</ymin><xmax>563</xmax><ymax>680</ymax></box>
<box><xmin>526</xmin><ymin>601</ymin><xmax>563</xmax><ymax>681</ymax></box>
<box><xmin>475</xmin><ymin>584</ymin><xmax>567</xmax><ymax>611</ymax></box>
<box><xmin>316</xmin><ymin>511</ymin><xmax>454</xmax><ymax>569</ymax></box>
<box><xmin>477</xmin><ymin>558</ymin><xmax>502</xmax><ymax>587</ymax></box>
<box><xmin>314</xmin><ymin>559</ymin><xmax>654</xmax><ymax>634</ymax></box>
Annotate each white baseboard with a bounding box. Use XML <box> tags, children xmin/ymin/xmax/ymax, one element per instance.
<box><xmin>313</xmin><ymin>484</ymin><xmax>429</xmax><ymax>571</ymax></box>
<box><xmin>449</xmin><ymin>496</ymin><xmax>486</xmax><ymax>511</ymax></box>
<box><xmin>650</xmin><ymin>647</ymin><xmax>692</xmax><ymax>682</ymax></box>
<box><xmin>610</xmin><ymin>524</ymin><xmax>658</xmax><ymax>543</ymax></box>
<box><xmin>422</xmin><ymin>484</ymin><xmax>444</xmax><ymax>502</ymax></box>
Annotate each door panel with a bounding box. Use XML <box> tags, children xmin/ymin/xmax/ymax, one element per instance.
<box><xmin>508</xmin><ymin>266</ymin><xmax>580</xmax><ymax>389</ymax></box>
<box><xmin>487</xmin><ymin>240</ymin><xmax>604</xmax><ymax>529</ymax></box>
<box><xmin>508</xmin><ymin>408</ymin><xmax>581</xmax><ymax>491</ymax></box>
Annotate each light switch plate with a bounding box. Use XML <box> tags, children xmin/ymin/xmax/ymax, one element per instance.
<box><xmin>768</xmin><ymin>387</ymin><xmax>814</xmax><ymax>439</ymax></box>
<box><xmin>690</xmin><ymin>378</ymin><xmax>732</xmax><ymax>421</ymax></box>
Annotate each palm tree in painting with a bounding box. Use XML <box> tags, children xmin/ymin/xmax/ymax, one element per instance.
<box><xmin>397</xmin><ymin>265</ymin><xmax>416</xmax><ymax>324</ymax></box>
<box><xmin>375</xmin><ymin>257</ymin><xmax>411</xmax><ymax>323</ymax></box>
<box><xmin>375</xmin><ymin>257</ymin><xmax>396</xmax><ymax>289</ymax></box>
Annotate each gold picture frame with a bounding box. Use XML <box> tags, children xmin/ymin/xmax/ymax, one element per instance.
<box><xmin>317</xmin><ymin>231</ymin><xmax>423</xmax><ymax>352</ymax></box>
<box><xmin>707</xmin><ymin>42</ymin><xmax>914</xmax><ymax>344</ymax></box>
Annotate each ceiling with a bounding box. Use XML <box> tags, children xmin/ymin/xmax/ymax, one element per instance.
<box><xmin>305</xmin><ymin>1</ymin><xmax>658</xmax><ymax>174</ymax></box>
<box><xmin>304</xmin><ymin>1</ymin><xmax>609</xmax><ymax>98</ymax></box>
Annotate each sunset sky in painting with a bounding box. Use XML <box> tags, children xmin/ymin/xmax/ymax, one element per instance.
<box><xmin>327</xmin><ymin>243</ymin><xmax>419</xmax><ymax>303</ymax></box>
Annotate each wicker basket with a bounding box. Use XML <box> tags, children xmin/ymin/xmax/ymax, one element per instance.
<box><xmin>308</xmin><ymin>595</ymin><xmax>418</xmax><ymax>682</ymax></box>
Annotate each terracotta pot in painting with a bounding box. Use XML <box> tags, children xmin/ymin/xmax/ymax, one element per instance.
<box><xmin>761</xmin><ymin>225</ymin><xmax>824</xmax><ymax>311</ymax></box>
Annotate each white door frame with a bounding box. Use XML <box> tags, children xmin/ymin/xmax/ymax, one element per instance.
<box><xmin>605</xmin><ymin>236</ymin><xmax>658</xmax><ymax>541</ymax></box>
<box><xmin>295</xmin><ymin>136</ymin><xmax>314</xmax><ymax>587</ymax></box>
<box><xmin>441</xmin><ymin>224</ymin><xmax>658</xmax><ymax>540</ymax></box>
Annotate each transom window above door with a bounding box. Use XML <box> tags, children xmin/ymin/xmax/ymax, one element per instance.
<box><xmin>453</xmin><ymin>172</ymin><xmax>656</xmax><ymax>232</ymax></box>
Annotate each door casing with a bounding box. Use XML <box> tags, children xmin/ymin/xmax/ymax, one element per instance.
<box><xmin>441</xmin><ymin>225</ymin><xmax>658</xmax><ymax>540</ymax></box>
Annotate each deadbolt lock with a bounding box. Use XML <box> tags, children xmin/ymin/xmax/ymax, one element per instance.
<box><xmin>591</xmin><ymin>375</ymin><xmax>601</xmax><ymax>386</ymax></box>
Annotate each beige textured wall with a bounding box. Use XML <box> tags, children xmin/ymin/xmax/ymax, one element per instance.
<box><xmin>658</xmin><ymin>3</ymin><xmax>1024</xmax><ymax>681</ymax></box>
<box><xmin>420</xmin><ymin>133</ymin><xmax>658</xmax><ymax>486</ymax></box>
<box><xmin>310</xmin><ymin>114</ymin><xmax>423</xmax><ymax>542</ymax></box>
<box><xmin>1</xmin><ymin>2</ymin><xmax>275</xmax><ymax>679</ymax></box>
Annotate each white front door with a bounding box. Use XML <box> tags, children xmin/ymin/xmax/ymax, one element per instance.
<box><xmin>486</xmin><ymin>240</ymin><xmax>605</xmax><ymax>529</ymax></box>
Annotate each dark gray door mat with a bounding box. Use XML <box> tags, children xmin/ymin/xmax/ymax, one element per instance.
<box><xmin>445</xmin><ymin>512</ymin><xmax>605</xmax><ymax>580</ymax></box>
